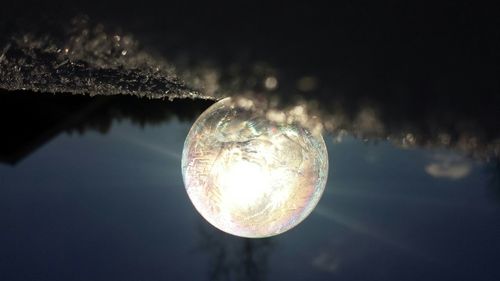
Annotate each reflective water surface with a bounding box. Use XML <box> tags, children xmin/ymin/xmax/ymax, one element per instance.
<box><xmin>0</xmin><ymin>94</ymin><xmax>499</xmax><ymax>281</ymax></box>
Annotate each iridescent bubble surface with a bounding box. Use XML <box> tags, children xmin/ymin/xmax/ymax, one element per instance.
<box><xmin>181</xmin><ymin>97</ymin><xmax>329</xmax><ymax>238</ymax></box>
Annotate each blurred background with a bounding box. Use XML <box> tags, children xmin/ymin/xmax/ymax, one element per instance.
<box><xmin>1</xmin><ymin>1</ymin><xmax>499</xmax><ymax>280</ymax></box>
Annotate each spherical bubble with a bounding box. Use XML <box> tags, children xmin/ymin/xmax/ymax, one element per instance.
<box><xmin>181</xmin><ymin>97</ymin><xmax>329</xmax><ymax>238</ymax></box>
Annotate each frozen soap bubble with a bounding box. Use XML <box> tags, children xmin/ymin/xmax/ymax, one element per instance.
<box><xmin>181</xmin><ymin>97</ymin><xmax>328</xmax><ymax>238</ymax></box>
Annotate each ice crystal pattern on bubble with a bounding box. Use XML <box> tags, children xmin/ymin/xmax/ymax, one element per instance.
<box><xmin>182</xmin><ymin>97</ymin><xmax>328</xmax><ymax>238</ymax></box>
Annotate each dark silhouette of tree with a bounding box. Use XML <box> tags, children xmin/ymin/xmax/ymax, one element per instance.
<box><xmin>195</xmin><ymin>223</ymin><xmax>274</xmax><ymax>281</ymax></box>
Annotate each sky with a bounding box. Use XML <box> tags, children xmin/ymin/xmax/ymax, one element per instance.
<box><xmin>0</xmin><ymin>117</ymin><xmax>499</xmax><ymax>281</ymax></box>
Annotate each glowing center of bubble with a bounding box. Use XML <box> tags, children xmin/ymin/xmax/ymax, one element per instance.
<box><xmin>181</xmin><ymin>97</ymin><xmax>329</xmax><ymax>238</ymax></box>
<box><xmin>219</xmin><ymin>160</ymin><xmax>269</xmax><ymax>207</ymax></box>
